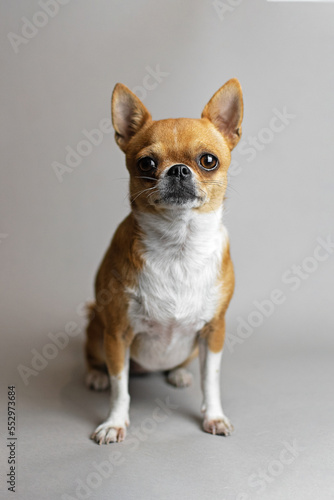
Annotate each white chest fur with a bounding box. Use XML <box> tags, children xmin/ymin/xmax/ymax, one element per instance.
<box><xmin>127</xmin><ymin>206</ymin><xmax>228</xmax><ymax>371</ymax></box>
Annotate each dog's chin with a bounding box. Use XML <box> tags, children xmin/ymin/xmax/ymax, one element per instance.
<box><xmin>150</xmin><ymin>193</ymin><xmax>205</xmax><ymax>209</ymax></box>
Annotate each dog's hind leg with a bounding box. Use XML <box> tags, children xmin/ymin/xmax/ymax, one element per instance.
<box><xmin>166</xmin><ymin>346</ymin><xmax>198</xmax><ymax>388</ymax></box>
<box><xmin>85</xmin><ymin>303</ymin><xmax>110</xmax><ymax>391</ymax></box>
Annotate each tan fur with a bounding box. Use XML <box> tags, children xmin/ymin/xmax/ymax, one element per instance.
<box><xmin>199</xmin><ymin>240</ymin><xmax>235</xmax><ymax>353</ymax></box>
<box><xmin>86</xmin><ymin>213</ymin><xmax>143</xmax><ymax>376</ymax></box>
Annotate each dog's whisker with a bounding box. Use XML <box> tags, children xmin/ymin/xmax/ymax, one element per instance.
<box><xmin>131</xmin><ymin>186</ymin><xmax>156</xmax><ymax>198</ymax></box>
<box><xmin>146</xmin><ymin>189</ymin><xmax>160</xmax><ymax>203</ymax></box>
<box><xmin>146</xmin><ymin>189</ymin><xmax>159</xmax><ymax>197</ymax></box>
<box><xmin>199</xmin><ymin>180</ymin><xmax>224</xmax><ymax>186</ymax></box>
<box><xmin>130</xmin><ymin>186</ymin><xmax>157</xmax><ymax>204</ymax></box>
<box><xmin>225</xmin><ymin>184</ymin><xmax>239</xmax><ymax>196</ymax></box>
<box><xmin>134</xmin><ymin>176</ymin><xmax>157</xmax><ymax>182</ymax></box>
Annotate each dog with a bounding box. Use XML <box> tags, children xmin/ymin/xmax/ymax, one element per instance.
<box><xmin>85</xmin><ymin>78</ymin><xmax>243</xmax><ymax>444</ymax></box>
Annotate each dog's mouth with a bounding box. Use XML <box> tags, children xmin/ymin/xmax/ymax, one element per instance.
<box><xmin>152</xmin><ymin>177</ymin><xmax>204</xmax><ymax>208</ymax></box>
<box><xmin>160</xmin><ymin>186</ymin><xmax>198</xmax><ymax>205</ymax></box>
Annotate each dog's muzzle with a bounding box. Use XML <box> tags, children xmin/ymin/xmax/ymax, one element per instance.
<box><xmin>158</xmin><ymin>164</ymin><xmax>199</xmax><ymax>206</ymax></box>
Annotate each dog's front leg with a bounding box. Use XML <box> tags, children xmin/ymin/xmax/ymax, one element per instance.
<box><xmin>199</xmin><ymin>322</ymin><xmax>233</xmax><ymax>436</ymax></box>
<box><xmin>91</xmin><ymin>334</ymin><xmax>130</xmax><ymax>445</ymax></box>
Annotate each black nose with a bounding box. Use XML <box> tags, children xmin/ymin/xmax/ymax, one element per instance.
<box><xmin>167</xmin><ymin>164</ymin><xmax>191</xmax><ymax>179</ymax></box>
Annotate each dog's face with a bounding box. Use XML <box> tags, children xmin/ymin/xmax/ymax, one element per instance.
<box><xmin>111</xmin><ymin>80</ymin><xmax>243</xmax><ymax>213</ymax></box>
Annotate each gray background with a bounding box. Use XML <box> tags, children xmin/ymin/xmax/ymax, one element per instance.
<box><xmin>1</xmin><ymin>0</ymin><xmax>334</xmax><ymax>499</ymax></box>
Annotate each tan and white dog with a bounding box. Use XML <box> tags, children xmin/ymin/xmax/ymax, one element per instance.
<box><xmin>86</xmin><ymin>79</ymin><xmax>243</xmax><ymax>444</ymax></box>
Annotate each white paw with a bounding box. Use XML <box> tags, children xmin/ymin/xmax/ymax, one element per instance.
<box><xmin>167</xmin><ymin>368</ymin><xmax>193</xmax><ymax>388</ymax></box>
<box><xmin>86</xmin><ymin>369</ymin><xmax>110</xmax><ymax>391</ymax></box>
<box><xmin>90</xmin><ymin>420</ymin><xmax>128</xmax><ymax>445</ymax></box>
<box><xmin>203</xmin><ymin>415</ymin><xmax>234</xmax><ymax>436</ymax></box>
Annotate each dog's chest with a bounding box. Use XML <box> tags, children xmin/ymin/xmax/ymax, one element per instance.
<box><xmin>127</xmin><ymin>209</ymin><xmax>227</xmax><ymax>371</ymax></box>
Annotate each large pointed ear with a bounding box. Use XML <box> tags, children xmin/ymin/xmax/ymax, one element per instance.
<box><xmin>201</xmin><ymin>79</ymin><xmax>243</xmax><ymax>150</ymax></box>
<box><xmin>111</xmin><ymin>83</ymin><xmax>152</xmax><ymax>152</ymax></box>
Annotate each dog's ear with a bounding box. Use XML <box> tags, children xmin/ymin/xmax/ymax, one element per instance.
<box><xmin>112</xmin><ymin>83</ymin><xmax>152</xmax><ymax>152</ymax></box>
<box><xmin>202</xmin><ymin>79</ymin><xmax>243</xmax><ymax>150</ymax></box>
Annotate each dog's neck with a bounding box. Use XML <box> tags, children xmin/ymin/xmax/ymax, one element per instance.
<box><xmin>134</xmin><ymin>205</ymin><xmax>225</xmax><ymax>260</ymax></box>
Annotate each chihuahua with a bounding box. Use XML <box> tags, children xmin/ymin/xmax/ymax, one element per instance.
<box><xmin>86</xmin><ymin>79</ymin><xmax>243</xmax><ymax>444</ymax></box>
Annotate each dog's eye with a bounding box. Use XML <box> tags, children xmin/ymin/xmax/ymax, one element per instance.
<box><xmin>199</xmin><ymin>154</ymin><xmax>218</xmax><ymax>171</ymax></box>
<box><xmin>138</xmin><ymin>157</ymin><xmax>156</xmax><ymax>172</ymax></box>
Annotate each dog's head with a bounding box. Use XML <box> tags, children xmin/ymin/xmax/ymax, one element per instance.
<box><xmin>111</xmin><ymin>79</ymin><xmax>243</xmax><ymax>213</ymax></box>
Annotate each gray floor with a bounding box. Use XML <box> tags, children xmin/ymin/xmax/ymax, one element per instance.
<box><xmin>1</xmin><ymin>0</ymin><xmax>334</xmax><ymax>499</ymax></box>
<box><xmin>2</xmin><ymin>314</ymin><xmax>334</xmax><ymax>500</ymax></box>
